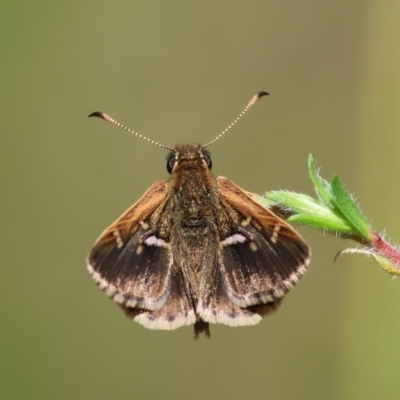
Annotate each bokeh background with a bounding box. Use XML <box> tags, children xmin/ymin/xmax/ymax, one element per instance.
<box><xmin>2</xmin><ymin>2</ymin><xmax>400</xmax><ymax>399</ymax></box>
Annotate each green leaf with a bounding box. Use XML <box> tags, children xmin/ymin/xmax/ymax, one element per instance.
<box><xmin>331</xmin><ymin>174</ymin><xmax>371</xmax><ymax>240</ymax></box>
<box><xmin>308</xmin><ymin>154</ymin><xmax>333</xmax><ymax>205</ymax></box>
<box><xmin>287</xmin><ymin>214</ymin><xmax>353</xmax><ymax>234</ymax></box>
<box><xmin>266</xmin><ymin>191</ymin><xmax>316</xmax><ymax>213</ymax></box>
<box><xmin>265</xmin><ymin>191</ymin><xmax>354</xmax><ymax>233</ymax></box>
<box><xmin>252</xmin><ymin>194</ymin><xmax>274</xmax><ymax>207</ymax></box>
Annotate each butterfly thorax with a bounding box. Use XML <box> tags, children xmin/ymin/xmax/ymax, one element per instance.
<box><xmin>154</xmin><ymin>144</ymin><xmax>223</xmax><ymax>300</ymax></box>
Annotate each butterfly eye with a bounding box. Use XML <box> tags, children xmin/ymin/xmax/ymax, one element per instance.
<box><xmin>166</xmin><ymin>154</ymin><xmax>176</xmax><ymax>174</ymax></box>
<box><xmin>203</xmin><ymin>153</ymin><xmax>212</xmax><ymax>170</ymax></box>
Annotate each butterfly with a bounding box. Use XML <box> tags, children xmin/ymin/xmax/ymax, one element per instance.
<box><xmin>87</xmin><ymin>92</ymin><xmax>310</xmax><ymax>338</ymax></box>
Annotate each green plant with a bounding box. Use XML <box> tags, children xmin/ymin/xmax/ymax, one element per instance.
<box><xmin>254</xmin><ymin>154</ymin><xmax>400</xmax><ymax>276</ymax></box>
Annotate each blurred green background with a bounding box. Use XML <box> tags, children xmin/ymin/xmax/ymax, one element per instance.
<box><xmin>2</xmin><ymin>2</ymin><xmax>400</xmax><ymax>399</ymax></box>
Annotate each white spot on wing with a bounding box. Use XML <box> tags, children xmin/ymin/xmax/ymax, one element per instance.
<box><xmin>271</xmin><ymin>225</ymin><xmax>281</xmax><ymax>244</ymax></box>
<box><xmin>241</xmin><ymin>216</ymin><xmax>252</xmax><ymax>227</ymax></box>
<box><xmin>272</xmin><ymin>287</ymin><xmax>285</xmax><ymax>298</ymax></box>
<box><xmin>105</xmin><ymin>286</ymin><xmax>116</xmax><ymax>297</ymax></box>
<box><xmin>113</xmin><ymin>230</ymin><xmax>123</xmax><ymax>248</ymax></box>
<box><xmin>139</xmin><ymin>220</ymin><xmax>149</xmax><ymax>230</ymax></box>
<box><xmin>112</xmin><ymin>293</ymin><xmax>126</xmax><ymax>304</ymax></box>
<box><xmin>220</xmin><ymin>234</ymin><xmax>247</xmax><ymax>247</ymax></box>
<box><xmin>144</xmin><ymin>235</ymin><xmax>168</xmax><ymax>247</ymax></box>
<box><xmin>250</xmin><ymin>241</ymin><xmax>258</xmax><ymax>251</ymax></box>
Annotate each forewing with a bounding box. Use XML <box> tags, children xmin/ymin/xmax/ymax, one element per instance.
<box><xmin>87</xmin><ymin>181</ymin><xmax>172</xmax><ymax>311</ymax></box>
<box><xmin>217</xmin><ymin>177</ymin><xmax>310</xmax><ymax>308</ymax></box>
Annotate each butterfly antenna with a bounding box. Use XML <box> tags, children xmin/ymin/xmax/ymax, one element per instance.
<box><xmin>202</xmin><ymin>91</ymin><xmax>269</xmax><ymax>149</ymax></box>
<box><xmin>89</xmin><ymin>111</ymin><xmax>175</xmax><ymax>152</ymax></box>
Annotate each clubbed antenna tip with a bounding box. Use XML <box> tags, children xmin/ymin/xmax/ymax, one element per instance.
<box><xmin>202</xmin><ymin>91</ymin><xmax>269</xmax><ymax>149</ymax></box>
<box><xmin>258</xmin><ymin>91</ymin><xmax>269</xmax><ymax>98</ymax></box>
<box><xmin>88</xmin><ymin>111</ymin><xmax>106</xmax><ymax>119</ymax></box>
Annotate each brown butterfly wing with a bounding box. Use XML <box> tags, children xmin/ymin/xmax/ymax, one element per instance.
<box><xmin>214</xmin><ymin>177</ymin><xmax>310</xmax><ymax>316</ymax></box>
<box><xmin>87</xmin><ymin>181</ymin><xmax>172</xmax><ymax>310</ymax></box>
<box><xmin>87</xmin><ymin>180</ymin><xmax>196</xmax><ymax>330</ymax></box>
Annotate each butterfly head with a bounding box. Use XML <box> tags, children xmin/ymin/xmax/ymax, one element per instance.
<box><xmin>167</xmin><ymin>144</ymin><xmax>214</xmax><ymax>190</ymax></box>
<box><xmin>166</xmin><ymin>144</ymin><xmax>212</xmax><ymax>174</ymax></box>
